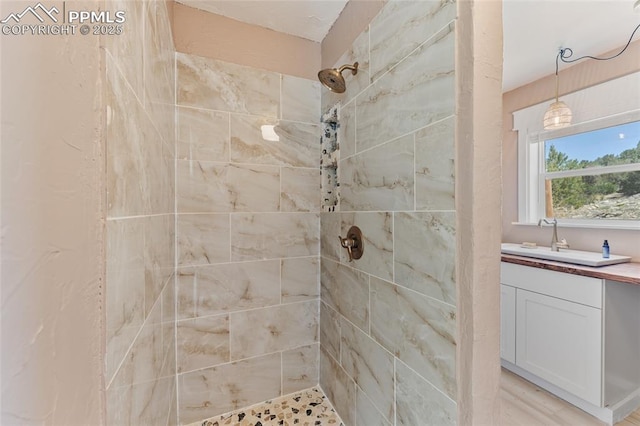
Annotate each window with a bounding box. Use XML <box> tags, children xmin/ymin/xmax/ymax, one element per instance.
<box><xmin>543</xmin><ymin>121</ymin><xmax>640</xmax><ymax>221</ymax></box>
<box><xmin>514</xmin><ymin>71</ymin><xmax>640</xmax><ymax>229</ymax></box>
<box><xmin>518</xmin><ymin>113</ymin><xmax>640</xmax><ymax>228</ymax></box>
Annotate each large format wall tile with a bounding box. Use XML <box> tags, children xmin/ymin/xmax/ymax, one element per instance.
<box><xmin>395</xmin><ymin>360</ymin><xmax>456</xmax><ymax>425</ymax></box>
<box><xmin>110</xmin><ymin>300</ymin><xmax>165</xmax><ymax>389</ymax></box>
<box><xmin>177</xmin><ymin>161</ymin><xmax>280</xmax><ymax>213</ymax></box>
<box><xmin>231</xmin><ymin>213</ymin><xmax>319</xmax><ymax>261</ymax></box>
<box><xmin>107</xmin><ymin>376</ymin><xmax>175</xmax><ymax>426</ymax></box>
<box><xmin>229</xmin><ymin>301</ymin><xmax>318</xmax><ymax>360</ymax></box>
<box><xmin>281</xmin><ymin>257</ymin><xmax>320</xmax><ymax>303</ymax></box>
<box><xmin>340</xmin><ymin>320</ymin><xmax>395</xmax><ymax>423</ymax></box>
<box><xmin>339</xmin><ymin>101</ymin><xmax>356</xmax><ymax>159</ymax></box>
<box><xmin>394</xmin><ymin>212</ymin><xmax>456</xmax><ymax>305</ymax></box>
<box><xmin>177</xmin><ymin>315</ymin><xmax>230</xmax><ymax>373</ymax></box>
<box><xmin>282</xmin><ymin>75</ymin><xmax>321</xmax><ymax>124</ymax></box>
<box><xmin>341</xmin><ymin>135</ymin><xmax>414</xmax><ymax>212</ymax></box>
<box><xmin>356</xmin><ymin>387</ymin><xmax>393</xmax><ymax>426</ymax></box>
<box><xmin>144</xmin><ymin>0</ymin><xmax>175</xmax><ymax>106</ymax></box>
<box><xmin>177</xmin><ymin>214</ymin><xmax>230</xmax><ymax>266</ymax></box>
<box><xmin>144</xmin><ymin>215</ymin><xmax>175</xmax><ymax>317</ymax></box>
<box><xmin>106</xmin><ymin>218</ymin><xmax>146</xmax><ymax>384</ymax></box>
<box><xmin>281</xmin><ymin>167</ymin><xmax>320</xmax><ymax>212</ymax></box>
<box><xmin>320</xmin><ymin>302</ymin><xmax>341</xmax><ymax>362</ymax></box>
<box><xmin>144</xmin><ymin>0</ymin><xmax>175</xmax><ymax>148</ymax></box>
<box><xmin>230</xmin><ymin>115</ymin><xmax>319</xmax><ymax>168</ymax></box>
<box><xmin>106</xmin><ymin>50</ymin><xmax>172</xmax><ymax>217</ymax></box>
<box><xmin>370</xmin><ymin>277</ymin><xmax>456</xmax><ymax>400</ymax></box>
<box><xmin>106</xmin><ymin>56</ymin><xmax>153</xmax><ymax>217</ymax></box>
<box><xmin>321</xmin><ymin>258</ymin><xmax>369</xmax><ymax>331</ymax></box>
<box><xmin>320</xmin><ymin>213</ymin><xmax>341</xmax><ymax>262</ymax></box>
<box><xmin>177</xmin><ymin>261</ymin><xmax>281</xmax><ymax>319</ymax></box>
<box><xmin>177</xmin><ymin>106</ymin><xmax>230</xmax><ymax>162</ymax></box>
<box><xmin>153</xmin><ymin>142</ymin><xmax>176</xmax><ymax>215</ymax></box>
<box><xmin>282</xmin><ymin>343</ymin><xmax>320</xmax><ymax>395</ymax></box>
<box><xmin>177</xmin><ymin>53</ymin><xmax>280</xmax><ymax>118</ymax></box>
<box><xmin>161</xmin><ymin>281</ymin><xmax>177</xmax><ymax>379</ymax></box>
<box><xmin>370</xmin><ymin>0</ymin><xmax>456</xmax><ymax>81</ymax></box>
<box><xmin>337</xmin><ymin>212</ymin><xmax>393</xmax><ymax>281</ymax></box>
<box><xmin>415</xmin><ymin>116</ymin><xmax>455</xmax><ymax>211</ymax></box>
<box><xmin>320</xmin><ymin>348</ymin><xmax>356</xmax><ymax>426</ymax></box>
<box><xmin>356</xmin><ymin>23</ymin><xmax>455</xmax><ymax>152</ymax></box>
<box><xmin>104</xmin><ymin>0</ymin><xmax>144</xmax><ymax>99</ymax></box>
<box><xmin>178</xmin><ymin>353</ymin><xmax>281</xmax><ymax>425</ymax></box>
<box><xmin>155</xmin><ymin>102</ymin><xmax>177</xmax><ymax>158</ymax></box>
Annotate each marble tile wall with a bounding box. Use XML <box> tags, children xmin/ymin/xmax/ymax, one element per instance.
<box><xmin>175</xmin><ymin>52</ymin><xmax>322</xmax><ymax>425</ymax></box>
<box><xmin>319</xmin><ymin>1</ymin><xmax>458</xmax><ymax>425</ymax></box>
<box><xmin>104</xmin><ymin>1</ymin><xmax>176</xmax><ymax>425</ymax></box>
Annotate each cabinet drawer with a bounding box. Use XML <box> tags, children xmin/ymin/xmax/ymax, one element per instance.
<box><xmin>501</xmin><ymin>262</ymin><xmax>602</xmax><ymax>308</ymax></box>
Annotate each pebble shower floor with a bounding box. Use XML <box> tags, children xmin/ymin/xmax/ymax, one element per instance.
<box><xmin>192</xmin><ymin>387</ymin><xmax>344</xmax><ymax>426</ymax></box>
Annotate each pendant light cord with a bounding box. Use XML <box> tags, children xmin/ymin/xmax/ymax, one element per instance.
<box><xmin>554</xmin><ymin>51</ymin><xmax>561</xmax><ymax>102</ymax></box>
<box><xmin>559</xmin><ymin>23</ymin><xmax>640</xmax><ymax>64</ymax></box>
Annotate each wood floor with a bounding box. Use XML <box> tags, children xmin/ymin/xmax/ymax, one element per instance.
<box><xmin>501</xmin><ymin>368</ymin><xmax>640</xmax><ymax>426</ymax></box>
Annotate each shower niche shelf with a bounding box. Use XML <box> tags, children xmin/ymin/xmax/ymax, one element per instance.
<box><xmin>321</xmin><ymin>104</ymin><xmax>340</xmax><ymax>212</ymax></box>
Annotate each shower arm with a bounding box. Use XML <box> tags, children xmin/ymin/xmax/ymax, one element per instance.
<box><xmin>338</xmin><ymin>63</ymin><xmax>358</xmax><ymax>75</ymax></box>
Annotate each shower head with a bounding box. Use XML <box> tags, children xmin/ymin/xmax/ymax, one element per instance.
<box><xmin>318</xmin><ymin>62</ymin><xmax>359</xmax><ymax>94</ymax></box>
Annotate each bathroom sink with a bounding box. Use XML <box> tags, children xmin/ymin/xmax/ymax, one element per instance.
<box><xmin>501</xmin><ymin>243</ymin><xmax>631</xmax><ymax>267</ymax></box>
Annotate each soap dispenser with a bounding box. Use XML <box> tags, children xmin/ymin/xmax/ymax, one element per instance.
<box><xmin>602</xmin><ymin>240</ymin><xmax>610</xmax><ymax>259</ymax></box>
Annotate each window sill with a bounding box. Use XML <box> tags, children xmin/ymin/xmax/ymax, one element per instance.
<box><xmin>512</xmin><ymin>221</ymin><xmax>640</xmax><ymax>231</ymax></box>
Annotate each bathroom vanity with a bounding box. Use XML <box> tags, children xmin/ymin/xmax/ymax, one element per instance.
<box><xmin>500</xmin><ymin>253</ymin><xmax>640</xmax><ymax>425</ymax></box>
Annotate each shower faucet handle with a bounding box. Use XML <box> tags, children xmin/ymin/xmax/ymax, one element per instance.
<box><xmin>338</xmin><ymin>226</ymin><xmax>364</xmax><ymax>262</ymax></box>
<box><xmin>338</xmin><ymin>235</ymin><xmax>356</xmax><ymax>262</ymax></box>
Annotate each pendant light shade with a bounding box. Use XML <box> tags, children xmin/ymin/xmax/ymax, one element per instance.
<box><xmin>543</xmin><ymin>100</ymin><xmax>572</xmax><ymax>129</ymax></box>
<box><xmin>543</xmin><ymin>53</ymin><xmax>572</xmax><ymax>130</ymax></box>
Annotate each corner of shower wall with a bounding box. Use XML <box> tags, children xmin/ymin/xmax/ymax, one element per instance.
<box><xmin>319</xmin><ymin>1</ymin><xmax>458</xmax><ymax>425</ymax></box>
<box><xmin>103</xmin><ymin>1</ymin><xmax>177</xmax><ymax>424</ymax></box>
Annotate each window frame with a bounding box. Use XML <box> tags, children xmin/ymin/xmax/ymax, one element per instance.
<box><xmin>517</xmin><ymin>110</ymin><xmax>640</xmax><ymax>230</ymax></box>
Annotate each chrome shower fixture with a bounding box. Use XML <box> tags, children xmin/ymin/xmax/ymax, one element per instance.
<box><xmin>318</xmin><ymin>62</ymin><xmax>359</xmax><ymax>93</ymax></box>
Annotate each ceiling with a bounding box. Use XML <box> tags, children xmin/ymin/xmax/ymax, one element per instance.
<box><xmin>177</xmin><ymin>0</ymin><xmax>640</xmax><ymax>92</ymax></box>
<box><xmin>503</xmin><ymin>0</ymin><xmax>640</xmax><ymax>92</ymax></box>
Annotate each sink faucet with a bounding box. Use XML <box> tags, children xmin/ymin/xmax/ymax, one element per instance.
<box><xmin>538</xmin><ymin>218</ymin><xmax>560</xmax><ymax>252</ymax></box>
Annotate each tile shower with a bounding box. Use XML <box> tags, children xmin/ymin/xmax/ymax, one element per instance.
<box><xmin>103</xmin><ymin>0</ymin><xmax>459</xmax><ymax>425</ymax></box>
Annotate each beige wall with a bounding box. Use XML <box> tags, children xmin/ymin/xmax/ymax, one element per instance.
<box><xmin>0</xmin><ymin>1</ymin><xmax>105</xmax><ymax>424</ymax></box>
<box><xmin>172</xmin><ymin>2</ymin><xmax>320</xmax><ymax>80</ymax></box>
<box><xmin>320</xmin><ymin>0</ymin><xmax>386</xmax><ymax>69</ymax></box>
<box><xmin>456</xmin><ymin>1</ymin><xmax>503</xmax><ymax>424</ymax></box>
<box><xmin>503</xmin><ymin>40</ymin><xmax>640</xmax><ymax>261</ymax></box>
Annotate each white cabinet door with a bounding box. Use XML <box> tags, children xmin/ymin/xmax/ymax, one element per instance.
<box><xmin>501</xmin><ymin>284</ymin><xmax>516</xmax><ymax>364</ymax></box>
<box><xmin>516</xmin><ymin>289</ymin><xmax>602</xmax><ymax>406</ymax></box>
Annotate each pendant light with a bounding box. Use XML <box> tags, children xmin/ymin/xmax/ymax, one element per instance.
<box><xmin>543</xmin><ymin>50</ymin><xmax>572</xmax><ymax>130</ymax></box>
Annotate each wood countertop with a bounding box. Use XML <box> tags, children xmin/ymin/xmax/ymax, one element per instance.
<box><xmin>501</xmin><ymin>254</ymin><xmax>640</xmax><ymax>286</ymax></box>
